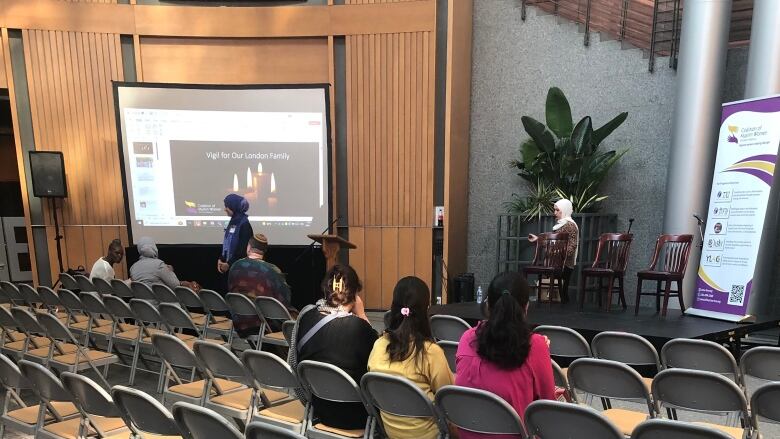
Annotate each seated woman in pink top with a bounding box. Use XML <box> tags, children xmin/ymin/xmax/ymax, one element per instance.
<box><xmin>455</xmin><ymin>272</ymin><xmax>555</xmax><ymax>438</ymax></box>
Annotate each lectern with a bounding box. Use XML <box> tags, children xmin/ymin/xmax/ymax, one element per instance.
<box><xmin>307</xmin><ymin>234</ymin><xmax>357</xmax><ymax>271</ymax></box>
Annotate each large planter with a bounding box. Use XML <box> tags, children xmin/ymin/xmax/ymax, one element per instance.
<box><xmin>495</xmin><ymin>213</ymin><xmax>618</xmax><ymax>291</ymax></box>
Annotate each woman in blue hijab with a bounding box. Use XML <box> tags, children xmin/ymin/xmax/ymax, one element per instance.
<box><xmin>217</xmin><ymin>194</ymin><xmax>254</xmax><ymax>274</ymax></box>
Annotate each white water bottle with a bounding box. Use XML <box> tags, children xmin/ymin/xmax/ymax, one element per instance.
<box><xmin>476</xmin><ymin>286</ymin><xmax>483</xmax><ymax>304</ymax></box>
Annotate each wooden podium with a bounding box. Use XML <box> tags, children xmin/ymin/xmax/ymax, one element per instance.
<box><xmin>307</xmin><ymin>234</ymin><xmax>357</xmax><ymax>271</ymax></box>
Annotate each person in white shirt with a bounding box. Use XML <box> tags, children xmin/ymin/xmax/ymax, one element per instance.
<box><xmin>89</xmin><ymin>239</ymin><xmax>124</xmax><ymax>283</ymax></box>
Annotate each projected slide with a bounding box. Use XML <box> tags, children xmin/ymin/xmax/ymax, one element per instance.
<box><xmin>115</xmin><ymin>84</ymin><xmax>331</xmax><ymax>246</ymax></box>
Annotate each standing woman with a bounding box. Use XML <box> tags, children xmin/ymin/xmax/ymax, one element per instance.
<box><xmin>217</xmin><ymin>194</ymin><xmax>254</xmax><ymax>278</ymax></box>
<box><xmin>528</xmin><ymin>199</ymin><xmax>579</xmax><ymax>303</ymax></box>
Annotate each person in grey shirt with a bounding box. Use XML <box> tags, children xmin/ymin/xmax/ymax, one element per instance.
<box><xmin>129</xmin><ymin>237</ymin><xmax>200</xmax><ymax>290</ymax></box>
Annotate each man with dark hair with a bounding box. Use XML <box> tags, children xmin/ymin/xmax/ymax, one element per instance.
<box><xmin>90</xmin><ymin>239</ymin><xmax>124</xmax><ymax>282</ymax></box>
<box><xmin>227</xmin><ymin>233</ymin><xmax>292</xmax><ymax>337</ymax></box>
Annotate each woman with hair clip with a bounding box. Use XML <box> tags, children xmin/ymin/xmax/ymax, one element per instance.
<box><xmin>291</xmin><ymin>265</ymin><xmax>377</xmax><ymax>430</ymax></box>
<box><xmin>455</xmin><ymin>271</ymin><xmax>555</xmax><ymax>439</ymax></box>
<box><xmin>367</xmin><ymin>276</ymin><xmax>453</xmax><ymax>439</ymax></box>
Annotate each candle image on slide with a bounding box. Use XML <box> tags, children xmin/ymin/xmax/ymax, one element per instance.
<box><xmin>246</xmin><ymin>167</ymin><xmax>252</xmax><ymax>189</ymax></box>
<box><xmin>267</xmin><ymin>172</ymin><xmax>278</xmax><ymax>212</ymax></box>
<box><xmin>232</xmin><ymin>173</ymin><xmax>239</xmax><ymax>192</ymax></box>
<box><xmin>253</xmin><ymin>162</ymin><xmax>271</xmax><ymax>199</ymax></box>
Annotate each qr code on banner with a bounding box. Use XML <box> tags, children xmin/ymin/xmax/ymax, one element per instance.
<box><xmin>728</xmin><ymin>284</ymin><xmax>745</xmax><ymax>306</ymax></box>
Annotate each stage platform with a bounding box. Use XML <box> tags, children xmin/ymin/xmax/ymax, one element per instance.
<box><xmin>429</xmin><ymin>301</ymin><xmax>780</xmax><ymax>356</ymax></box>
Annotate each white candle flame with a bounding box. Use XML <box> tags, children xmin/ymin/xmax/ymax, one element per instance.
<box><xmin>233</xmin><ymin>174</ymin><xmax>239</xmax><ymax>192</ymax></box>
<box><xmin>246</xmin><ymin>167</ymin><xmax>252</xmax><ymax>188</ymax></box>
<box><xmin>270</xmin><ymin>173</ymin><xmax>276</xmax><ymax>193</ymax></box>
<box><xmin>257</xmin><ymin>162</ymin><xmax>263</xmax><ymax>173</ymax></box>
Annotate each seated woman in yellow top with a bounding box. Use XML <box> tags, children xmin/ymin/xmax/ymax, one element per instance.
<box><xmin>367</xmin><ymin>276</ymin><xmax>453</xmax><ymax>439</ymax></box>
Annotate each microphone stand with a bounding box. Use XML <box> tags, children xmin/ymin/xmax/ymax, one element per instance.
<box><xmin>694</xmin><ymin>216</ymin><xmax>705</xmax><ymax>249</ymax></box>
<box><xmin>292</xmin><ymin>216</ymin><xmax>341</xmax><ymax>265</ymax></box>
<box><xmin>626</xmin><ymin>218</ymin><xmax>634</xmax><ymax>235</ymax></box>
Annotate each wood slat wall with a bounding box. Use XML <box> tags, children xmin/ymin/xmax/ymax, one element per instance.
<box><xmin>21</xmin><ymin>29</ymin><xmax>127</xmax><ymax>282</ymax></box>
<box><xmin>345</xmin><ymin>0</ymin><xmax>436</xmax><ymax>309</ymax></box>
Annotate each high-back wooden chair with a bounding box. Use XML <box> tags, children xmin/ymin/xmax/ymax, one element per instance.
<box><xmin>579</xmin><ymin>233</ymin><xmax>633</xmax><ymax>311</ymax></box>
<box><xmin>634</xmin><ymin>234</ymin><xmax>693</xmax><ymax>317</ymax></box>
<box><xmin>523</xmin><ymin>232</ymin><xmax>569</xmax><ymax>304</ymax></box>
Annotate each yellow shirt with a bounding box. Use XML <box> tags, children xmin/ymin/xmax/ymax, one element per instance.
<box><xmin>367</xmin><ymin>335</ymin><xmax>454</xmax><ymax>439</ymax></box>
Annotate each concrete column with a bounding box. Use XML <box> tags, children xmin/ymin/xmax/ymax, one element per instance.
<box><xmin>744</xmin><ymin>0</ymin><xmax>780</xmax><ymax>99</ymax></box>
<box><xmin>745</xmin><ymin>0</ymin><xmax>780</xmax><ymax>315</ymax></box>
<box><xmin>662</xmin><ymin>0</ymin><xmax>732</xmax><ymax>308</ymax></box>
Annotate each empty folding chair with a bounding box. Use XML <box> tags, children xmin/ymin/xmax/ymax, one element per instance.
<box><xmin>0</xmin><ymin>306</ymin><xmax>48</xmax><ymax>359</ymax></box>
<box><xmin>17</xmin><ymin>283</ymin><xmax>43</xmax><ymax>309</ymax></box>
<box><xmin>56</xmin><ymin>372</ymin><xmax>129</xmax><ymax>439</ymax></box>
<box><xmin>74</xmin><ymin>274</ymin><xmax>97</xmax><ymax>293</ymax></box>
<box><xmin>38</xmin><ymin>286</ymin><xmax>84</xmax><ymax>323</ymax></box>
<box><xmin>661</xmin><ymin>339</ymin><xmax>742</xmax><ymax>385</ymax></box>
<box><xmin>430</xmin><ymin>315</ymin><xmax>471</xmax><ymax>342</ymax></box>
<box><xmin>242</xmin><ymin>349</ymin><xmax>307</xmax><ymax>433</ymax></box>
<box><xmin>632</xmin><ymin>419</ymin><xmax>739</xmax><ymax>439</ymax></box>
<box><xmin>58</xmin><ymin>288</ymin><xmax>109</xmax><ymax>341</ymax></box>
<box><xmin>740</xmin><ymin>347</ymin><xmax>780</xmax><ymax>395</ymax></box>
<box><xmin>360</xmin><ymin>372</ymin><xmax>448</xmax><ymax>439</ymax></box>
<box><xmin>10</xmin><ymin>307</ymin><xmax>75</xmax><ymax>363</ymax></box>
<box><xmin>246</xmin><ymin>421</ymin><xmax>307</xmax><ymax>439</ymax></box>
<box><xmin>297</xmin><ymin>360</ymin><xmax>372</xmax><ymax>439</ymax></box>
<box><xmin>80</xmin><ymin>292</ymin><xmax>138</xmax><ymax>374</ymax></box>
<box><xmin>196</xmin><ymin>341</ymin><xmax>288</xmax><ymax>427</ymax></box>
<box><xmin>567</xmin><ymin>358</ymin><xmax>657</xmax><ymax>436</ymax></box>
<box><xmin>652</xmin><ymin>368</ymin><xmax>751</xmax><ymax>439</ymax></box>
<box><xmin>17</xmin><ymin>360</ymin><xmax>88</xmax><ymax>439</ymax></box>
<box><xmin>91</xmin><ymin>277</ymin><xmax>114</xmax><ymax>296</ymax></box>
<box><xmin>592</xmin><ymin>331</ymin><xmax>660</xmax><ymax>391</ymax></box>
<box><xmin>152</xmin><ymin>333</ymin><xmax>243</xmax><ymax>406</ymax></box>
<box><xmin>525</xmin><ymin>400</ymin><xmax>624</xmax><ymax>439</ymax></box>
<box><xmin>154</xmin><ymin>283</ymin><xmax>184</xmax><ymax>304</ymax></box>
<box><xmin>172</xmin><ymin>401</ymin><xmax>244</xmax><ymax>439</ymax></box>
<box><xmin>197</xmin><ymin>289</ymin><xmax>235</xmax><ymax>343</ymax></box>
<box><xmin>255</xmin><ymin>296</ymin><xmax>293</xmax><ymax>348</ymax></box>
<box><xmin>0</xmin><ymin>285</ymin><xmax>11</xmax><ymax>308</ymax></box>
<box><xmin>104</xmin><ymin>295</ymin><xmax>157</xmax><ymax>385</ymax></box>
<box><xmin>533</xmin><ymin>325</ymin><xmax>591</xmax><ymax>368</ymax></box>
<box><xmin>0</xmin><ymin>305</ymin><xmax>25</xmax><ymax>348</ymax></box>
<box><xmin>0</xmin><ymin>353</ymin><xmax>78</xmax><ymax>437</ymax></box>
<box><xmin>35</xmin><ymin>312</ymin><xmax>117</xmax><ymax>382</ymax></box>
<box><xmin>750</xmin><ymin>381</ymin><xmax>780</xmax><ymax>439</ymax></box>
<box><xmin>173</xmin><ymin>285</ymin><xmax>210</xmax><ymax>329</ymax></box>
<box><xmin>110</xmin><ymin>279</ymin><xmax>134</xmax><ymax>300</ymax></box>
<box><xmin>59</xmin><ymin>273</ymin><xmax>79</xmax><ymax>291</ymax></box>
<box><xmin>131</xmin><ymin>281</ymin><xmax>159</xmax><ymax>303</ymax></box>
<box><xmin>159</xmin><ymin>302</ymin><xmax>226</xmax><ymax>347</ymax></box>
<box><xmin>131</xmin><ymin>299</ymin><xmax>195</xmax><ymax>342</ymax></box>
<box><xmin>0</xmin><ymin>282</ymin><xmax>26</xmax><ymax>308</ymax></box>
<box><xmin>112</xmin><ymin>385</ymin><xmax>183</xmax><ymax>439</ymax></box>
<box><xmin>436</xmin><ymin>340</ymin><xmax>458</xmax><ymax>374</ymax></box>
<box><xmin>435</xmin><ymin>385</ymin><xmax>526</xmax><ymax>437</ymax></box>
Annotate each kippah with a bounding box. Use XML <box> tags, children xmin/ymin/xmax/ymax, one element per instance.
<box><xmin>252</xmin><ymin>233</ymin><xmax>268</xmax><ymax>245</ymax></box>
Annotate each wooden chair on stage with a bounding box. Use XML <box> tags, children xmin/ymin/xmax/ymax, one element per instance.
<box><xmin>579</xmin><ymin>233</ymin><xmax>633</xmax><ymax>311</ymax></box>
<box><xmin>634</xmin><ymin>234</ymin><xmax>693</xmax><ymax>317</ymax></box>
<box><xmin>523</xmin><ymin>233</ymin><xmax>569</xmax><ymax>304</ymax></box>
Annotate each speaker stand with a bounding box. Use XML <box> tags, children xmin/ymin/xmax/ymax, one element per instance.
<box><xmin>49</xmin><ymin>197</ymin><xmax>65</xmax><ymax>277</ymax></box>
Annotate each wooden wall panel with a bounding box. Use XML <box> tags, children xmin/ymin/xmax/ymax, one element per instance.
<box><xmin>22</xmin><ymin>29</ymin><xmax>128</xmax><ymax>283</ymax></box>
<box><xmin>139</xmin><ymin>37</ymin><xmax>330</xmax><ymax>85</ymax></box>
<box><xmin>0</xmin><ymin>36</ymin><xmax>6</xmax><ymax>88</ymax></box>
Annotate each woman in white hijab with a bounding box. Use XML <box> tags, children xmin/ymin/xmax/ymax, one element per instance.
<box><xmin>527</xmin><ymin>199</ymin><xmax>579</xmax><ymax>303</ymax></box>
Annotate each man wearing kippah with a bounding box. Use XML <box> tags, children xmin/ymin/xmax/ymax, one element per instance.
<box><xmin>227</xmin><ymin>233</ymin><xmax>293</xmax><ymax>338</ymax></box>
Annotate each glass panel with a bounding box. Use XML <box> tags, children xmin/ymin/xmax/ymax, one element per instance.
<box><xmin>13</xmin><ymin>227</ymin><xmax>28</xmax><ymax>244</ymax></box>
<box><xmin>17</xmin><ymin>252</ymin><xmax>32</xmax><ymax>272</ymax></box>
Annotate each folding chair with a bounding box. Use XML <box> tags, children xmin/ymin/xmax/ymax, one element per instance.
<box><xmin>652</xmin><ymin>368</ymin><xmax>752</xmax><ymax>439</ymax></box>
<box><xmin>0</xmin><ymin>282</ymin><xmax>26</xmax><ymax>308</ymax></box>
<box><xmin>38</xmin><ymin>287</ymin><xmax>85</xmax><ymax>323</ymax></box>
<box><xmin>74</xmin><ymin>274</ymin><xmax>97</xmax><ymax>293</ymax></box>
<box><xmin>110</xmin><ymin>279</ymin><xmax>134</xmax><ymax>300</ymax></box>
<box><xmin>661</xmin><ymin>339</ymin><xmax>742</xmax><ymax>385</ymax></box>
<box><xmin>435</xmin><ymin>385</ymin><xmax>526</xmax><ymax>437</ymax></box>
<box><xmin>255</xmin><ymin>296</ymin><xmax>293</xmax><ymax>349</ymax></box>
<box><xmin>0</xmin><ymin>306</ymin><xmax>49</xmax><ymax>359</ymax></box>
<box><xmin>297</xmin><ymin>360</ymin><xmax>372</xmax><ymax>439</ymax></box>
<box><xmin>131</xmin><ymin>299</ymin><xmax>195</xmax><ymax>343</ymax></box>
<box><xmin>59</xmin><ymin>273</ymin><xmax>79</xmax><ymax>291</ymax></box>
<box><xmin>533</xmin><ymin>325</ymin><xmax>591</xmax><ymax>367</ymax></box>
<box><xmin>173</xmin><ymin>286</ymin><xmax>210</xmax><ymax>330</ymax></box>
<box><xmin>57</xmin><ymin>372</ymin><xmax>129</xmax><ymax>439</ymax></box>
<box><xmin>159</xmin><ymin>303</ymin><xmax>226</xmax><ymax>347</ymax></box>
<box><xmin>154</xmin><ymin>283</ymin><xmax>184</xmax><ymax>304</ymax></box>
<box><xmin>36</xmin><ymin>313</ymin><xmax>117</xmax><ymax>383</ymax></box>
<box><xmin>567</xmin><ymin>357</ymin><xmax>657</xmax><ymax>436</ymax></box>
<box><xmin>430</xmin><ymin>315</ymin><xmax>471</xmax><ymax>342</ymax></box>
<box><xmin>58</xmin><ymin>288</ymin><xmax>109</xmax><ymax>342</ymax></box>
<box><xmin>0</xmin><ymin>353</ymin><xmax>78</xmax><ymax>437</ymax></box>
<box><xmin>0</xmin><ymin>285</ymin><xmax>11</xmax><ymax>307</ymax></box>
<box><xmin>242</xmin><ymin>349</ymin><xmax>307</xmax><ymax>433</ymax></box>
<box><xmin>740</xmin><ymin>347</ymin><xmax>780</xmax><ymax>394</ymax></box>
<box><xmin>632</xmin><ymin>419</ymin><xmax>739</xmax><ymax>439</ymax></box>
<box><xmin>592</xmin><ymin>331</ymin><xmax>660</xmax><ymax>390</ymax></box>
<box><xmin>525</xmin><ymin>400</ymin><xmax>624</xmax><ymax>439</ymax></box>
<box><xmin>104</xmin><ymin>295</ymin><xmax>158</xmax><ymax>385</ymax></box>
<box><xmin>246</xmin><ymin>421</ymin><xmax>307</xmax><ymax>439</ymax></box>
<box><xmin>360</xmin><ymin>372</ymin><xmax>448</xmax><ymax>439</ymax></box>
<box><xmin>152</xmin><ymin>333</ymin><xmax>243</xmax><ymax>406</ymax></box>
<box><xmin>131</xmin><ymin>281</ymin><xmax>159</xmax><ymax>303</ymax></box>
<box><xmin>172</xmin><ymin>401</ymin><xmax>244</xmax><ymax>439</ymax></box>
<box><xmin>17</xmin><ymin>360</ymin><xmax>89</xmax><ymax>439</ymax></box>
<box><xmin>227</xmin><ymin>293</ymin><xmax>270</xmax><ymax>350</ymax></box>
<box><xmin>10</xmin><ymin>307</ymin><xmax>73</xmax><ymax>363</ymax></box>
<box><xmin>17</xmin><ymin>283</ymin><xmax>43</xmax><ymax>309</ymax></box>
<box><xmin>195</xmin><ymin>341</ymin><xmax>288</xmax><ymax>427</ymax></box>
<box><xmin>436</xmin><ymin>340</ymin><xmax>458</xmax><ymax>374</ymax></box>
<box><xmin>749</xmin><ymin>382</ymin><xmax>780</xmax><ymax>439</ymax></box>
<box><xmin>112</xmin><ymin>385</ymin><xmax>183</xmax><ymax>439</ymax></box>
<box><xmin>91</xmin><ymin>277</ymin><xmax>114</xmax><ymax>296</ymax></box>
<box><xmin>196</xmin><ymin>289</ymin><xmax>234</xmax><ymax>343</ymax></box>
<box><xmin>80</xmin><ymin>292</ymin><xmax>137</xmax><ymax>375</ymax></box>
<box><xmin>552</xmin><ymin>360</ymin><xmax>573</xmax><ymax>402</ymax></box>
